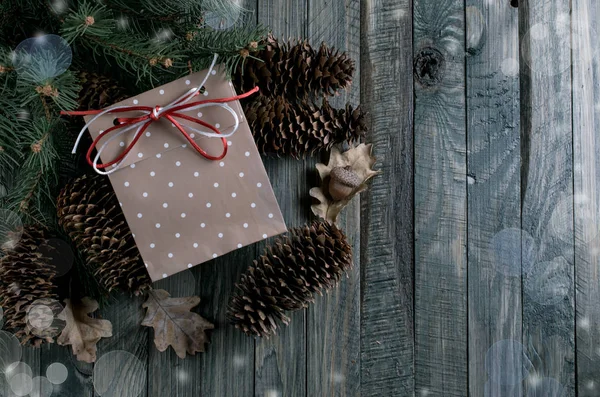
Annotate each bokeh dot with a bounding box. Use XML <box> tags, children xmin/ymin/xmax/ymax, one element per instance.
<box><xmin>50</xmin><ymin>0</ymin><xmax>67</xmax><ymax>14</ymax></box>
<box><xmin>500</xmin><ymin>58</ymin><xmax>519</xmax><ymax>77</ymax></box>
<box><xmin>93</xmin><ymin>351</ymin><xmax>146</xmax><ymax>397</ymax></box>
<box><xmin>203</xmin><ymin>0</ymin><xmax>243</xmax><ymax>30</ymax></box>
<box><xmin>548</xmin><ymin>193</ymin><xmax>598</xmax><ymax>245</ymax></box>
<box><xmin>485</xmin><ymin>340</ymin><xmax>530</xmax><ymax>385</ymax></box>
<box><xmin>525</xmin><ymin>258</ymin><xmax>571</xmax><ymax>306</ymax></box>
<box><xmin>39</xmin><ymin>238</ymin><xmax>75</xmax><ymax>277</ymax></box>
<box><xmin>529</xmin><ymin>23</ymin><xmax>549</xmax><ymax>41</ymax></box>
<box><xmin>521</xmin><ymin>14</ymin><xmax>588</xmax><ymax>79</ymax></box>
<box><xmin>491</xmin><ymin>228</ymin><xmax>536</xmax><ymax>277</ymax></box>
<box><xmin>26</xmin><ymin>299</ymin><xmax>65</xmax><ymax>339</ymax></box>
<box><xmin>527</xmin><ymin>377</ymin><xmax>566</xmax><ymax>397</ymax></box>
<box><xmin>6</xmin><ymin>361</ymin><xmax>33</xmax><ymax>380</ymax></box>
<box><xmin>12</xmin><ymin>34</ymin><xmax>72</xmax><ymax>82</ymax></box>
<box><xmin>0</xmin><ymin>331</ymin><xmax>22</xmax><ymax>373</ymax></box>
<box><xmin>16</xmin><ymin>109</ymin><xmax>30</xmax><ymax>121</ymax></box>
<box><xmin>9</xmin><ymin>373</ymin><xmax>33</xmax><ymax>396</ymax></box>
<box><xmin>465</xmin><ymin>6</ymin><xmax>485</xmax><ymax>54</ymax></box>
<box><xmin>30</xmin><ymin>376</ymin><xmax>53</xmax><ymax>397</ymax></box>
<box><xmin>46</xmin><ymin>362</ymin><xmax>68</xmax><ymax>385</ymax></box>
<box><xmin>177</xmin><ymin>369</ymin><xmax>188</xmax><ymax>383</ymax></box>
<box><xmin>0</xmin><ymin>210</ymin><xmax>23</xmax><ymax>252</ymax></box>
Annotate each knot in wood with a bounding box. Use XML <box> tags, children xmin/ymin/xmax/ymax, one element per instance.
<box><xmin>414</xmin><ymin>47</ymin><xmax>445</xmax><ymax>87</ymax></box>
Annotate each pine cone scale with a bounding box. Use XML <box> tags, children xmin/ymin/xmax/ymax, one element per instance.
<box><xmin>228</xmin><ymin>221</ymin><xmax>352</xmax><ymax>338</ymax></box>
<box><xmin>0</xmin><ymin>227</ymin><xmax>60</xmax><ymax>346</ymax></box>
<box><xmin>57</xmin><ymin>174</ymin><xmax>151</xmax><ymax>295</ymax></box>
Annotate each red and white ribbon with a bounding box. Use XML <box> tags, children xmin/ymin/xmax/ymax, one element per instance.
<box><xmin>62</xmin><ymin>54</ymin><xmax>259</xmax><ymax>175</ymax></box>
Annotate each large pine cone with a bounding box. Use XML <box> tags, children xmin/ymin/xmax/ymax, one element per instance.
<box><xmin>0</xmin><ymin>227</ymin><xmax>60</xmax><ymax>346</ymax></box>
<box><xmin>57</xmin><ymin>174</ymin><xmax>152</xmax><ymax>295</ymax></box>
<box><xmin>234</xmin><ymin>35</ymin><xmax>354</xmax><ymax>99</ymax></box>
<box><xmin>245</xmin><ymin>94</ymin><xmax>367</xmax><ymax>158</ymax></box>
<box><xmin>77</xmin><ymin>72</ymin><xmax>128</xmax><ymax>110</ymax></box>
<box><xmin>228</xmin><ymin>221</ymin><xmax>353</xmax><ymax>338</ymax></box>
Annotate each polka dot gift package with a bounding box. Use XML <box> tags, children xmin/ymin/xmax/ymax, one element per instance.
<box><xmin>82</xmin><ymin>67</ymin><xmax>287</xmax><ymax>281</ymax></box>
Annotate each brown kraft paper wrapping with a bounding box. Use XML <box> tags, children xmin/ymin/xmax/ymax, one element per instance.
<box><xmin>84</xmin><ymin>68</ymin><xmax>287</xmax><ymax>281</ymax></box>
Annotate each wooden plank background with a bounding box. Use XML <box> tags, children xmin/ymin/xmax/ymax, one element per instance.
<box><xmin>5</xmin><ymin>0</ymin><xmax>600</xmax><ymax>396</ymax></box>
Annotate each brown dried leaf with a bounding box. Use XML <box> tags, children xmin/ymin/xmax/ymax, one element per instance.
<box><xmin>141</xmin><ymin>289</ymin><xmax>214</xmax><ymax>359</ymax></box>
<box><xmin>310</xmin><ymin>143</ymin><xmax>381</xmax><ymax>223</ymax></box>
<box><xmin>57</xmin><ymin>298</ymin><xmax>113</xmax><ymax>363</ymax></box>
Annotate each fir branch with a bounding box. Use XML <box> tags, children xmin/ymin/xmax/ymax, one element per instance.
<box><xmin>61</xmin><ymin>1</ymin><xmax>186</xmax><ymax>82</ymax></box>
<box><xmin>186</xmin><ymin>24</ymin><xmax>266</xmax><ymax>77</ymax></box>
<box><xmin>61</xmin><ymin>2</ymin><xmax>115</xmax><ymax>39</ymax></box>
<box><xmin>0</xmin><ymin>47</ymin><xmax>16</xmax><ymax>77</ymax></box>
<box><xmin>16</xmin><ymin>71</ymin><xmax>80</xmax><ymax>112</ymax></box>
<box><xmin>1</xmin><ymin>118</ymin><xmax>67</xmax><ymax>226</ymax></box>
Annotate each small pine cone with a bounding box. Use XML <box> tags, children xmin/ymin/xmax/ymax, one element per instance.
<box><xmin>244</xmin><ymin>95</ymin><xmax>367</xmax><ymax>158</ymax></box>
<box><xmin>57</xmin><ymin>174</ymin><xmax>152</xmax><ymax>295</ymax></box>
<box><xmin>0</xmin><ymin>227</ymin><xmax>60</xmax><ymax>346</ymax></box>
<box><xmin>77</xmin><ymin>72</ymin><xmax>129</xmax><ymax>110</ymax></box>
<box><xmin>233</xmin><ymin>35</ymin><xmax>355</xmax><ymax>99</ymax></box>
<box><xmin>228</xmin><ymin>221</ymin><xmax>353</xmax><ymax>338</ymax></box>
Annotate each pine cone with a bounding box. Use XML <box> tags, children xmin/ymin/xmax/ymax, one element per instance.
<box><xmin>245</xmin><ymin>94</ymin><xmax>367</xmax><ymax>158</ymax></box>
<box><xmin>234</xmin><ymin>35</ymin><xmax>354</xmax><ymax>99</ymax></box>
<box><xmin>0</xmin><ymin>227</ymin><xmax>60</xmax><ymax>346</ymax></box>
<box><xmin>77</xmin><ymin>72</ymin><xmax>128</xmax><ymax>110</ymax></box>
<box><xmin>57</xmin><ymin>174</ymin><xmax>152</xmax><ymax>295</ymax></box>
<box><xmin>227</xmin><ymin>220</ymin><xmax>353</xmax><ymax>338</ymax></box>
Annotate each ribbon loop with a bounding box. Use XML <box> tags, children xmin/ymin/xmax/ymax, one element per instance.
<box><xmin>61</xmin><ymin>54</ymin><xmax>259</xmax><ymax>175</ymax></box>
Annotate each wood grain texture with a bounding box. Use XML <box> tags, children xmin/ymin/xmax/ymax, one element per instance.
<box><xmin>360</xmin><ymin>0</ymin><xmax>414</xmax><ymax>396</ymax></box>
<box><xmin>413</xmin><ymin>0</ymin><xmax>467</xmax><ymax>395</ymax></box>
<box><xmin>255</xmin><ymin>2</ymin><xmax>310</xmax><ymax>396</ymax></box>
<box><xmin>306</xmin><ymin>0</ymin><xmax>361</xmax><ymax>396</ymax></box>
<box><xmin>197</xmin><ymin>248</ymin><xmax>256</xmax><ymax>397</ymax></box>
<box><xmin>571</xmin><ymin>1</ymin><xmax>600</xmax><ymax>395</ymax></box>
<box><xmin>95</xmin><ymin>293</ymin><xmax>149</xmax><ymax>397</ymax></box>
<box><xmin>148</xmin><ymin>271</ymin><xmax>200</xmax><ymax>397</ymax></box>
<box><xmin>519</xmin><ymin>0</ymin><xmax>575</xmax><ymax>395</ymax></box>
<box><xmin>465</xmin><ymin>2</ymin><xmax>522</xmax><ymax>396</ymax></box>
<box><xmin>40</xmin><ymin>342</ymin><xmax>94</xmax><ymax>397</ymax></box>
<box><xmin>0</xmin><ymin>346</ymin><xmax>41</xmax><ymax>397</ymax></box>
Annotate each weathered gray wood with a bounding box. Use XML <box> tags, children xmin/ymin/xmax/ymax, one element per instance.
<box><xmin>39</xmin><ymin>343</ymin><xmax>94</xmax><ymax>397</ymax></box>
<box><xmin>465</xmin><ymin>2</ymin><xmax>522</xmax><ymax>396</ymax></box>
<box><xmin>35</xmin><ymin>295</ymin><xmax>95</xmax><ymax>397</ymax></box>
<box><xmin>197</xmin><ymin>248</ymin><xmax>256</xmax><ymax>397</ymax></box>
<box><xmin>413</xmin><ymin>0</ymin><xmax>467</xmax><ymax>395</ymax></box>
<box><xmin>255</xmin><ymin>2</ymin><xmax>309</xmax><ymax>397</ymax></box>
<box><xmin>147</xmin><ymin>271</ymin><xmax>200</xmax><ymax>397</ymax></box>
<box><xmin>519</xmin><ymin>0</ymin><xmax>575</xmax><ymax>395</ymax></box>
<box><xmin>360</xmin><ymin>1</ymin><xmax>414</xmax><ymax>396</ymax></box>
<box><xmin>0</xmin><ymin>346</ymin><xmax>41</xmax><ymax>397</ymax></box>
<box><xmin>571</xmin><ymin>1</ymin><xmax>600</xmax><ymax>395</ymax></box>
<box><xmin>94</xmin><ymin>293</ymin><xmax>149</xmax><ymax>397</ymax></box>
<box><xmin>306</xmin><ymin>1</ymin><xmax>361</xmax><ymax>396</ymax></box>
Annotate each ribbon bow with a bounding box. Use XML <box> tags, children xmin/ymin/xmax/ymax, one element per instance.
<box><xmin>61</xmin><ymin>54</ymin><xmax>258</xmax><ymax>175</ymax></box>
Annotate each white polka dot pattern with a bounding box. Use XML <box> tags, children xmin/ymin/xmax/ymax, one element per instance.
<box><xmin>82</xmin><ymin>68</ymin><xmax>287</xmax><ymax>281</ymax></box>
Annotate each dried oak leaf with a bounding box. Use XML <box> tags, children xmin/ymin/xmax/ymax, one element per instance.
<box><xmin>141</xmin><ymin>289</ymin><xmax>214</xmax><ymax>359</ymax></box>
<box><xmin>57</xmin><ymin>297</ymin><xmax>113</xmax><ymax>363</ymax></box>
<box><xmin>310</xmin><ymin>143</ymin><xmax>381</xmax><ymax>223</ymax></box>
